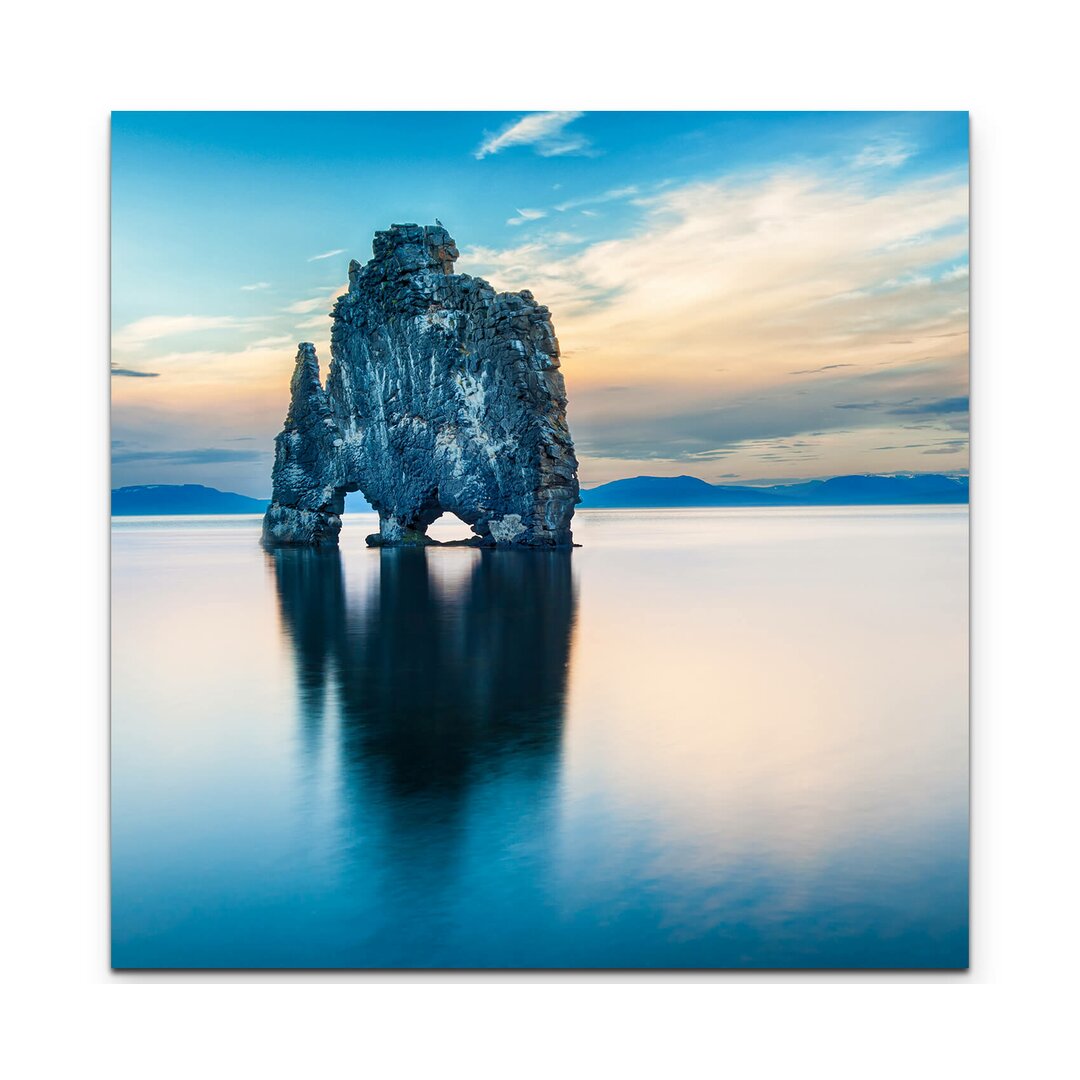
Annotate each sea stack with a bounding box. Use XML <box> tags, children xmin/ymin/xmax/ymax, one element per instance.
<box><xmin>262</xmin><ymin>222</ymin><xmax>580</xmax><ymax>548</ymax></box>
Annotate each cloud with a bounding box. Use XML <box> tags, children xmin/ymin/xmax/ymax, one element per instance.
<box><xmin>507</xmin><ymin>208</ymin><xmax>547</xmax><ymax>226</ymax></box>
<box><xmin>111</xmin><ymin>363</ymin><xmax>160</xmax><ymax>378</ymax></box>
<box><xmin>308</xmin><ymin>249</ymin><xmax>345</xmax><ymax>262</ymax></box>
<box><xmin>890</xmin><ymin>396</ymin><xmax>969</xmax><ymax>415</ymax></box>
<box><xmin>852</xmin><ymin>137</ymin><xmax>915</xmax><ymax>169</ymax></box>
<box><xmin>249</xmin><ymin>334</ymin><xmax>294</xmax><ymax>349</ymax></box>
<box><xmin>554</xmin><ymin>186</ymin><xmax>638</xmax><ymax>212</ymax></box>
<box><xmin>789</xmin><ymin>363</ymin><xmax>856</xmax><ymax>376</ymax></box>
<box><xmin>111</xmin><ymin>447</ymin><xmax>267</xmax><ymax>465</ymax></box>
<box><xmin>285</xmin><ymin>302</ymin><xmax>325</xmax><ymax>316</ymax></box>
<box><xmin>241</xmin><ymin>282</ymin><xmax>271</xmax><ymax>291</ymax></box>
<box><xmin>462</xmin><ymin>166</ymin><xmax>968</xmax><ymax>481</ymax></box>
<box><xmin>284</xmin><ymin>285</ymin><xmax>342</xmax><ymax>315</ymax></box>
<box><xmin>112</xmin><ymin>315</ymin><xmax>265</xmax><ymax>351</ymax></box>
<box><xmin>834</xmin><ymin>396</ymin><xmax>969</xmax><ymax>416</ymax></box>
<box><xmin>475</xmin><ymin>111</ymin><xmax>589</xmax><ymax>160</ymax></box>
<box><xmin>942</xmin><ymin>264</ymin><xmax>969</xmax><ymax>282</ymax></box>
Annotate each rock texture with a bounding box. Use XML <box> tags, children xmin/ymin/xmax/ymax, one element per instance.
<box><xmin>262</xmin><ymin>223</ymin><xmax>579</xmax><ymax>548</ymax></box>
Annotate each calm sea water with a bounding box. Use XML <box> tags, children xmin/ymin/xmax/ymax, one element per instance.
<box><xmin>111</xmin><ymin>507</ymin><xmax>968</xmax><ymax>969</ymax></box>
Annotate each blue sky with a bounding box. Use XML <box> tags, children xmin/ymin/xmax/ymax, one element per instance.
<box><xmin>111</xmin><ymin>111</ymin><xmax>969</xmax><ymax>494</ymax></box>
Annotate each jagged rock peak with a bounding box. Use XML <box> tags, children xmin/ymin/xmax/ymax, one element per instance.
<box><xmin>347</xmin><ymin>223</ymin><xmax>460</xmax><ymax>297</ymax></box>
<box><xmin>284</xmin><ymin>343</ymin><xmax>329</xmax><ymax>424</ymax></box>
<box><xmin>375</xmin><ymin>222</ymin><xmax>458</xmax><ymax>271</ymax></box>
<box><xmin>262</xmin><ymin>221</ymin><xmax>580</xmax><ymax>549</ymax></box>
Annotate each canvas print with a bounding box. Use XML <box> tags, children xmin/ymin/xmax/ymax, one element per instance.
<box><xmin>111</xmin><ymin>111</ymin><xmax>969</xmax><ymax>969</ymax></box>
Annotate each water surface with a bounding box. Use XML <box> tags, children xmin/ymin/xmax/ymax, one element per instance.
<box><xmin>111</xmin><ymin>507</ymin><xmax>968</xmax><ymax>968</ymax></box>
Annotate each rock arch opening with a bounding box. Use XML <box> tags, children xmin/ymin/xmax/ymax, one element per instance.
<box><xmin>427</xmin><ymin>511</ymin><xmax>476</xmax><ymax>545</ymax></box>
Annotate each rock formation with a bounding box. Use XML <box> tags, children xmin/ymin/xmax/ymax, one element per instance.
<box><xmin>262</xmin><ymin>223</ymin><xmax>579</xmax><ymax>548</ymax></box>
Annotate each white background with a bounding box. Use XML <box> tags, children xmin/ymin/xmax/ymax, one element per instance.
<box><xmin>2</xmin><ymin>0</ymin><xmax>1077</xmax><ymax>1075</ymax></box>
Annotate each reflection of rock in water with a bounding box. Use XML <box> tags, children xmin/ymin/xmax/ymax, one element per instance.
<box><xmin>268</xmin><ymin>547</ymin><xmax>346</xmax><ymax>760</ymax></box>
<box><xmin>270</xmin><ymin>547</ymin><xmax>575</xmax><ymax>812</ymax></box>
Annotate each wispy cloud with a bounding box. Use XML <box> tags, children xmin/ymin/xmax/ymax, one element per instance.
<box><xmin>249</xmin><ymin>334</ymin><xmax>294</xmax><ymax>349</ymax></box>
<box><xmin>283</xmin><ymin>283</ymin><xmax>345</xmax><ymax>316</ymax></box>
<box><xmin>501</xmin><ymin>186</ymin><xmax>639</xmax><ymax>228</ymax></box>
<box><xmin>111</xmin><ymin>447</ymin><xmax>267</xmax><ymax>465</ymax></box>
<box><xmin>507</xmin><ymin>208</ymin><xmax>547</xmax><ymax>226</ymax></box>
<box><xmin>285</xmin><ymin>297</ymin><xmax>329</xmax><ymax>315</ymax></box>
<box><xmin>111</xmin><ymin>363</ymin><xmax>160</xmax><ymax>378</ymax></box>
<box><xmin>112</xmin><ymin>315</ymin><xmax>266</xmax><ymax>352</ymax></box>
<box><xmin>475</xmin><ymin>111</ymin><xmax>589</xmax><ymax>160</ymax></box>
<box><xmin>240</xmin><ymin>281</ymin><xmax>270</xmax><ymax>291</ymax></box>
<box><xmin>890</xmin><ymin>396</ymin><xmax>969</xmax><ymax>415</ymax></box>
<box><xmin>852</xmin><ymin>137</ymin><xmax>915</xmax><ymax>169</ymax></box>
<box><xmin>308</xmin><ymin>248</ymin><xmax>345</xmax><ymax>262</ymax></box>
<box><xmin>789</xmin><ymin>363</ymin><xmax>856</xmax><ymax>376</ymax></box>
<box><xmin>554</xmin><ymin>186</ymin><xmax>638</xmax><ymax>212</ymax></box>
<box><xmin>835</xmin><ymin>397</ymin><xmax>968</xmax><ymax>416</ymax></box>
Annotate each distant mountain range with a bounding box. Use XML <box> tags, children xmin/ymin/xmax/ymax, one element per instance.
<box><xmin>112</xmin><ymin>485</ymin><xmax>269</xmax><ymax>516</ymax></box>
<box><xmin>112</xmin><ymin>474</ymin><xmax>967</xmax><ymax>516</ymax></box>
<box><xmin>111</xmin><ymin>484</ymin><xmax>372</xmax><ymax>515</ymax></box>
<box><xmin>579</xmin><ymin>473</ymin><xmax>968</xmax><ymax>508</ymax></box>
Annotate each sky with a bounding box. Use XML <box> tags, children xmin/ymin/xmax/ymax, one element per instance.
<box><xmin>111</xmin><ymin>111</ymin><xmax>969</xmax><ymax>495</ymax></box>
